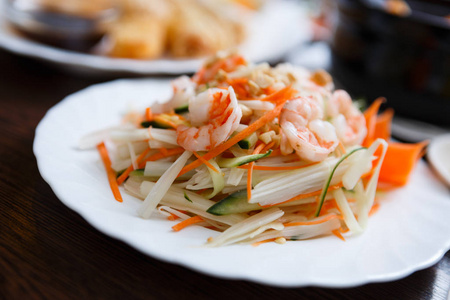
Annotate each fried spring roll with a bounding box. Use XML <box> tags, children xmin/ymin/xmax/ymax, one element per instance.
<box><xmin>167</xmin><ymin>0</ymin><xmax>245</xmax><ymax>58</ymax></box>
<box><xmin>106</xmin><ymin>14</ymin><xmax>167</xmax><ymax>59</ymax></box>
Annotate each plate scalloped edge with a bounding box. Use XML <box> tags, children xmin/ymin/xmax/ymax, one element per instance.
<box><xmin>33</xmin><ymin>78</ymin><xmax>450</xmax><ymax>288</ymax></box>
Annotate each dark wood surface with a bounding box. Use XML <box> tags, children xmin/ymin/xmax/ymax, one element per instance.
<box><xmin>1</xmin><ymin>48</ymin><xmax>449</xmax><ymax>300</ymax></box>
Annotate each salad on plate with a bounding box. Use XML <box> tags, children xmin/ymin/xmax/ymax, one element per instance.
<box><xmin>80</xmin><ymin>52</ymin><xmax>427</xmax><ymax>247</ymax></box>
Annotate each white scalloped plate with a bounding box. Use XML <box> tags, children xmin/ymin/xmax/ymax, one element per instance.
<box><xmin>33</xmin><ymin>79</ymin><xmax>450</xmax><ymax>288</ymax></box>
<box><xmin>0</xmin><ymin>1</ymin><xmax>310</xmax><ymax>75</ymax></box>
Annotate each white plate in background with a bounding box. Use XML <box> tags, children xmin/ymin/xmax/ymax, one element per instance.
<box><xmin>0</xmin><ymin>1</ymin><xmax>310</xmax><ymax>75</ymax></box>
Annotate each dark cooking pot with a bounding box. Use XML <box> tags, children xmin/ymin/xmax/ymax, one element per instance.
<box><xmin>331</xmin><ymin>0</ymin><xmax>450</xmax><ymax>126</ymax></box>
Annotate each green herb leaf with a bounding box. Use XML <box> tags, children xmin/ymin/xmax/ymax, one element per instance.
<box><xmin>314</xmin><ymin>147</ymin><xmax>367</xmax><ymax>217</ymax></box>
<box><xmin>184</xmin><ymin>191</ymin><xmax>193</xmax><ymax>203</ymax></box>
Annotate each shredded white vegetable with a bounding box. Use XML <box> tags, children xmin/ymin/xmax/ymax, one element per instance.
<box><xmin>333</xmin><ymin>189</ymin><xmax>363</xmax><ymax>234</ymax></box>
<box><xmin>78</xmin><ymin>126</ymin><xmax>126</xmax><ymax>149</ymax></box>
<box><xmin>227</xmin><ymin>167</ymin><xmax>246</xmax><ymax>186</ymax></box>
<box><xmin>139</xmin><ymin>181</ymin><xmax>246</xmax><ymax>225</ymax></box>
<box><xmin>250</xmin><ymin>157</ymin><xmax>355</xmax><ymax>206</ymax></box>
<box><xmin>244</xmin><ymin>214</ymin><xmax>341</xmax><ymax>244</ymax></box>
<box><xmin>204</xmin><ymin>159</ymin><xmax>225</xmax><ymax>199</ymax></box>
<box><xmin>358</xmin><ymin>139</ymin><xmax>388</xmax><ymax>229</ymax></box>
<box><xmin>207</xmin><ymin>208</ymin><xmax>284</xmax><ymax>247</ymax></box>
<box><xmin>147</xmin><ymin>128</ymin><xmax>178</xmax><ymax>145</ymax></box>
<box><xmin>127</xmin><ymin>142</ymin><xmax>138</xmax><ymax>170</ymax></box>
<box><xmin>158</xmin><ymin>206</ymin><xmax>191</xmax><ymax>220</ymax></box>
<box><xmin>138</xmin><ymin>151</ymin><xmax>192</xmax><ymax>219</ymax></box>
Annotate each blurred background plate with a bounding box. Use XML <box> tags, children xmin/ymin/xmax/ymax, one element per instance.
<box><xmin>0</xmin><ymin>0</ymin><xmax>311</xmax><ymax>76</ymax></box>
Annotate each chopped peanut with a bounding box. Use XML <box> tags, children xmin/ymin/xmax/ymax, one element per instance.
<box><xmin>310</xmin><ymin>69</ymin><xmax>332</xmax><ymax>87</ymax></box>
<box><xmin>259</xmin><ymin>130</ymin><xmax>276</xmax><ymax>144</ymax></box>
<box><xmin>275</xmin><ymin>237</ymin><xmax>286</xmax><ymax>244</ymax></box>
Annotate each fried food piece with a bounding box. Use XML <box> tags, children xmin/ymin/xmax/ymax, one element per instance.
<box><xmin>119</xmin><ymin>0</ymin><xmax>172</xmax><ymax>17</ymax></box>
<box><xmin>105</xmin><ymin>14</ymin><xmax>167</xmax><ymax>59</ymax></box>
<box><xmin>167</xmin><ymin>0</ymin><xmax>245</xmax><ymax>58</ymax></box>
<box><xmin>104</xmin><ymin>0</ymin><xmax>245</xmax><ymax>59</ymax></box>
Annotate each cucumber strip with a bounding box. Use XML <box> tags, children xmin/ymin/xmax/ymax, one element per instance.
<box><xmin>184</xmin><ymin>191</ymin><xmax>193</xmax><ymax>203</ymax></box>
<box><xmin>130</xmin><ymin>167</ymin><xmax>193</xmax><ymax>181</ymax></box>
<box><xmin>314</xmin><ymin>147</ymin><xmax>367</xmax><ymax>217</ymax></box>
<box><xmin>174</xmin><ymin>104</ymin><xmax>189</xmax><ymax>114</ymax></box>
<box><xmin>205</xmin><ymin>159</ymin><xmax>225</xmax><ymax>199</ymax></box>
<box><xmin>140</xmin><ymin>120</ymin><xmax>172</xmax><ymax>129</ymax></box>
<box><xmin>238</xmin><ymin>132</ymin><xmax>258</xmax><ymax>149</ymax></box>
<box><xmin>127</xmin><ymin>169</ymin><xmax>160</xmax><ymax>182</ymax></box>
<box><xmin>207</xmin><ymin>190</ymin><xmax>261</xmax><ymax>215</ymax></box>
<box><xmin>217</xmin><ymin>150</ymin><xmax>272</xmax><ymax>168</ymax></box>
<box><xmin>129</xmin><ymin>169</ymin><xmax>145</xmax><ymax>176</ymax></box>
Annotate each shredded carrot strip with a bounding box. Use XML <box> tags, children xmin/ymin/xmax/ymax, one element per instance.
<box><xmin>178</xmin><ymin>86</ymin><xmax>297</xmax><ymax>177</ymax></box>
<box><xmin>262</xmin><ymin>86</ymin><xmax>275</xmax><ymax>95</ymax></box>
<box><xmin>159</xmin><ymin>147</ymin><xmax>169</xmax><ymax>156</ymax></box>
<box><xmin>238</xmin><ymin>162</ymin><xmax>319</xmax><ymax>171</ymax></box>
<box><xmin>374</xmin><ymin>108</ymin><xmax>394</xmax><ymax>141</ymax></box>
<box><xmin>284</xmin><ymin>214</ymin><xmax>339</xmax><ymax>227</ymax></box>
<box><xmin>253</xmin><ymin>143</ymin><xmax>266</xmax><ymax>155</ymax></box>
<box><xmin>259</xmin><ymin>85</ymin><xmax>297</xmax><ymax>104</ymax></box>
<box><xmin>116</xmin><ymin>147</ymin><xmax>151</xmax><ymax>185</ymax></box>
<box><xmin>252</xmin><ymin>238</ymin><xmax>276</xmax><ymax>247</ymax></box>
<box><xmin>261</xmin><ymin>183</ymin><xmax>343</xmax><ymax>208</ymax></box>
<box><xmin>193</xmin><ymin>152</ymin><xmax>219</xmax><ymax>173</ymax></box>
<box><xmin>97</xmin><ymin>142</ymin><xmax>123</xmax><ymax>202</ymax></box>
<box><xmin>260</xmin><ymin>141</ymin><xmax>275</xmax><ymax>153</ymax></box>
<box><xmin>145</xmin><ymin>107</ymin><xmax>153</xmax><ymax>121</ymax></box>
<box><xmin>332</xmin><ymin>229</ymin><xmax>346</xmax><ymax>241</ymax></box>
<box><xmin>246</xmin><ymin>143</ymin><xmax>266</xmax><ymax>200</ymax></box>
<box><xmin>368</xmin><ymin>203</ymin><xmax>380</xmax><ymax>216</ymax></box>
<box><xmin>340</xmin><ymin>227</ymin><xmax>350</xmax><ymax>233</ymax></box>
<box><xmin>115</xmin><ymin>147</ymin><xmax>183</xmax><ymax>186</ymax></box>
<box><xmin>378</xmin><ymin>140</ymin><xmax>428</xmax><ymax>186</ymax></box>
<box><xmin>226</xmin><ymin>78</ymin><xmax>251</xmax><ymax>99</ymax></box>
<box><xmin>172</xmin><ymin>215</ymin><xmax>204</xmax><ymax>232</ymax></box>
<box><xmin>246</xmin><ymin>162</ymin><xmax>254</xmax><ymax>201</ymax></box>
<box><xmin>168</xmin><ymin>214</ymin><xmax>180</xmax><ymax>221</ymax></box>
<box><xmin>362</xmin><ymin>97</ymin><xmax>385</xmax><ymax>147</ymax></box>
<box><xmin>137</xmin><ymin>147</ymin><xmax>185</xmax><ymax>169</ymax></box>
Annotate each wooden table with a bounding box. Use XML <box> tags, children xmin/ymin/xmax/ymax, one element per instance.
<box><xmin>1</xmin><ymin>49</ymin><xmax>449</xmax><ymax>300</ymax></box>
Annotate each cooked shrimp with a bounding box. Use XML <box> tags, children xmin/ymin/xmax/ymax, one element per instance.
<box><xmin>164</xmin><ymin>75</ymin><xmax>197</xmax><ymax>111</ymax></box>
<box><xmin>176</xmin><ymin>87</ymin><xmax>242</xmax><ymax>151</ymax></box>
<box><xmin>327</xmin><ymin>90</ymin><xmax>367</xmax><ymax>146</ymax></box>
<box><xmin>280</xmin><ymin>96</ymin><xmax>338</xmax><ymax>162</ymax></box>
